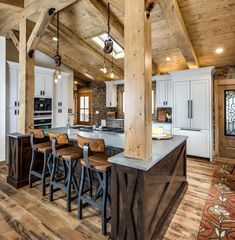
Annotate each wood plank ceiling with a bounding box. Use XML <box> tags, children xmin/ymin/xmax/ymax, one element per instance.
<box><xmin>0</xmin><ymin>0</ymin><xmax>234</xmax><ymax>83</ymax></box>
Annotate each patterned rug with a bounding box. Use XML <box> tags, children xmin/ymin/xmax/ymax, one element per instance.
<box><xmin>198</xmin><ymin>162</ymin><xmax>235</xmax><ymax>240</ymax></box>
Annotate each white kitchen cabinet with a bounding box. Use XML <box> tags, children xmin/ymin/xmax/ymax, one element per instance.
<box><xmin>173</xmin><ymin>81</ymin><xmax>190</xmax><ymax>128</ymax></box>
<box><xmin>190</xmin><ymin>80</ymin><xmax>209</xmax><ymax>130</ymax></box>
<box><xmin>6</xmin><ymin>66</ymin><xmax>19</xmax><ymax>109</ymax></box>
<box><xmin>52</xmin><ymin>73</ymin><xmax>71</xmax><ymax>128</ymax></box>
<box><xmin>6</xmin><ymin>62</ymin><xmax>20</xmax><ymax>134</ymax></box>
<box><xmin>34</xmin><ymin>72</ymin><xmax>53</xmax><ymax>98</ymax></box>
<box><xmin>174</xmin><ymin>128</ymin><xmax>209</xmax><ymax>158</ymax></box>
<box><xmin>171</xmin><ymin>67</ymin><xmax>214</xmax><ymax>160</ymax></box>
<box><xmin>105</xmin><ymin>81</ymin><xmax>117</xmax><ymax>107</ymax></box>
<box><xmin>7</xmin><ymin>109</ymin><xmax>19</xmax><ymax>133</ymax></box>
<box><xmin>154</xmin><ymin>75</ymin><xmax>172</xmax><ymax>108</ymax></box>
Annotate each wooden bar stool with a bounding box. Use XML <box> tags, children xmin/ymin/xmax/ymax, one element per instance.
<box><xmin>29</xmin><ymin>128</ymin><xmax>52</xmax><ymax>196</ymax></box>
<box><xmin>77</xmin><ymin>135</ymin><xmax>111</xmax><ymax>236</ymax></box>
<box><xmin>49</xmin><ymin>132</ymin><xmax>83</xmax><ymax>212</ymax></box>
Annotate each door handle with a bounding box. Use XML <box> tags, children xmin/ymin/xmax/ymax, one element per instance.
<box><xmin>14</xmin><ymin>110</ymin><xmax>17</xmax><ymax>115</ymax></box>
<box><xmin>188</xmin><ymin>100</ymin><xmax>191</xmax><ymax>119</ymax></box>
<box><xmin>191</xmin><ymin>100</ymin><xmax>193</xmax><ymax>119</ymax></box>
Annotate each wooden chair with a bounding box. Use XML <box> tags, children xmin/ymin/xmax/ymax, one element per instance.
<box><xmin>48</xmin><ymin>132</ymin><xmax>83</xmax><ymax>212</ymax></box>
<box><xmin>77</xmin><ymin>135</ymin><xmax>111</xmax><ymax>236</ymax></box>
<box><xmin>29</xmin><ymin>128</ymin><xmax>52</xmax><ymax>196</ymax></box>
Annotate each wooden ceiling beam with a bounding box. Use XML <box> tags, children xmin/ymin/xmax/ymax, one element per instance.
<box><xmin>8</xmin><ymin>29</ymin><xmax>19</xmax><ymax>51</ymax></box>
<box><xmin>0</xmin><ymin>0</ymin><xmax>77</xmax><ymax>35</ymax></box>
<box><xmin>157</xmin><ymin>0</ymin><xmax>199</xmax><ymax>68</ymax></box>
<box><xmin>74</xmin><ymin>77</ymin><xmax>88</xmax><ymax>87</ymax></box>
<box><xmin>48</xmin><ymin>18</ymin><xmax>124</xmax><ymax>78</ymax></box>
<box><xmin>0</xmin><ymin>0</ymin><xmax>24</xmax><ymax>12</ymax></box>
<box><xmin>27</xmin><ymin>8</ymin><xmax>55</xmax><ymax>58</ymax></box>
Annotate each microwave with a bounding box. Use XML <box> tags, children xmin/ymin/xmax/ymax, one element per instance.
<box><xmin>34</xmin><ymin>98</ymin><xmax>52</xmax><ymax>112</ymax></box>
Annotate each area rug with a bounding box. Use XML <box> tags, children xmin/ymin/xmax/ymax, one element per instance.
<box><xmin>198</xmin><ymin>161</ymin><xmax>235</xmax><ymax>239</ymax></box>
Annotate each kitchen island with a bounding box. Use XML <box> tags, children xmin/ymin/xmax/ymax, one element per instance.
<box><xmin>7</xmin><ymin>127</ymin><xmax>187</xmax><ymax>239</ymax></box>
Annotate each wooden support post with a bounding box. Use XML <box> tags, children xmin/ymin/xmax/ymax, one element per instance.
<box><xmin>124</xmin><ymin>0</ymin><xmax>152</xmax><ymax>160</ymax></box>
<box><xmin>18</xmin><ymin>19</ymin><xmax>35</xmax><ymax>134</ymax></box>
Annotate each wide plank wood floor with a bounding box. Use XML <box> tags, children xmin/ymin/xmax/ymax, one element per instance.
<box><xmin>0</xmin><ymin>157</ymin><xmax>215</xmax><ymax>240</ymax></box>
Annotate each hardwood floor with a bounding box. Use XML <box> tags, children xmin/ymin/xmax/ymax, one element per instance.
<box><xmin>0</xmin><ymin>158</ymin><xmax>215</xmax><ymax>240</ymax></box>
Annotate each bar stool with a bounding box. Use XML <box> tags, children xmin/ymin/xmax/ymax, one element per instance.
<box><xmin>77</xmin><ymin>135</ymin><xmax>111</xmax><ymax>236</ymax></box>
<box><xmin>29</xmin><ymin>128</ymin><xmax>52</xmax><ymax>196</ymax></box>
<box><xmin>49</xmin><ymin>132</ymin><xmax>83</xmax><ymax>212</ymax></box>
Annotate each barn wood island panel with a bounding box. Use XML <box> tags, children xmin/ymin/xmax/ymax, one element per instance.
<box><xmin>7</xmin><ymin>127</ymin><xmax>188</xmax><ymax>239</ymax></box>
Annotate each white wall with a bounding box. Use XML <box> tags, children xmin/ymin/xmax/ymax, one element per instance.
<box><xmin>0</xmin><ymin>37</ymin><xmax>6</xmax><ymax>161</ymax></box>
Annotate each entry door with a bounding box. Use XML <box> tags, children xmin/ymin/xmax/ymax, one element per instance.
<box><xmin>218</xmin><ymin>85</ymin><xmax>235</xmax><ymax>158</ymax></box>
<box><xmin>77</xmin><ymin>92</ymin><xmax>92</xmax><ymax>125</ymax></box>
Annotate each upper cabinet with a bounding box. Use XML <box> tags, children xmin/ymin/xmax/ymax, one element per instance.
<box><xmin>105</xmin><ymin>81</ymin><xmax>117</xmax><ymax>108</ymax></box>
<box><xmin>34</xmin><ymin>68</ymin><xmax>53</xmax><ymax>98</ymax></box>
<box><xmin>153</xmin><ymin>75</ymin><xmax>172</xmax><ymax>108</ymax></box>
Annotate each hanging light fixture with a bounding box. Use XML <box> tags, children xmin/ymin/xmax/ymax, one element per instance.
<box><xmin>53</xmin><ymin>11</ymin><xmax>62</xmax><ymax>83</ymax></box>
<box><xmin>110</xmin><ymin>55</ymin><xmax>114</xmax><ymax>79</ymax></box>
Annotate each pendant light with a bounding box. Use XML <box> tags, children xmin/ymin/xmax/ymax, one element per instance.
<box><xmin>110</xmin><ymin>55</ymin><xmax>114</xmax><ymax>79</ymax></box>
<box><xmin>53</xmin><ymin>11</ymin><xmax>62</xmax><ymax>83</ymax></box>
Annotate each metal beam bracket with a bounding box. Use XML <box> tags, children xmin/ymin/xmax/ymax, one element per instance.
<box><xmin>146</xmin><ymin>2</ymin><xmax>155</xmax><ymax>18</ymax></box>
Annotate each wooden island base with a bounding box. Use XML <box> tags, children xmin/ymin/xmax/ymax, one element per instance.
<box><xmin>111</xmin><ymin>141</ymin><xmax>187</xmax><ymax>240</ymax></box>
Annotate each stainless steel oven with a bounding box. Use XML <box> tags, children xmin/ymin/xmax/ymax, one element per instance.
<box><xmin>34</xmin><ymin>98</ymin><xmax>52</xmax><ymax>129</ymax></box>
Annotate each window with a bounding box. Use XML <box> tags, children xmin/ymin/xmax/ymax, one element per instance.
<box><xmin>225</xmin><ymin>90</ymin><xmax>235</xmax><ymax>136</ymax></box>
<box><xmin>122</xmin><ymin>90</ymin><xmax>155</xmax><ymax>114</ymax></box>
<box><xmin>79</xmin><ymin>96</ymin><xmax>90</xmax><ymax>122</ymax></box>
<box><xmin>91</xmin><ymin>32</ymin><xmax>124</xmax><ymax>59</ymax></box>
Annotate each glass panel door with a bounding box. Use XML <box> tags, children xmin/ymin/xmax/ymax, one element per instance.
<box><xmin>225</xmin><ymin>90</ymin><xmax>235</xmax><ymax>136</ymax></box>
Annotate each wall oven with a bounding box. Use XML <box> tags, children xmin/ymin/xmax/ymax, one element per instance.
<box><xmin>34</xmin><ymin>98</ymin><xmax>52</xmax><ymax>129</ymax></box>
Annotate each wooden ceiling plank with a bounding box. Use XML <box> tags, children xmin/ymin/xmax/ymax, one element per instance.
<box><xmin>74</xmin><ymin>77</ymin><xmax>87</xmax><ymax>87</ymax></box>
<box><xmin>27</xmin><ymin>8</ymin><xmax>55</xmax><ymax>57</ymax></box>
<box><xmin>8</xmin><ymin>29</ymin><xmax>19</xmax><ymax>51</ymax></box>
<box><xmin>157</xmin><ymin>0</ymin><xmax>199</xmax><ymax>69</ymax></box>
<box><xmin>48</xmin><ymin>18</ymin><xmax>124</xmax><ymax>78</ymax></box>
<box><xmin>0</xmin><ymin>0</ymin><xmax>77</xmax><ymax>35</ymax></box>
<box><xmin>0</xmin><ymin>0</ymin><xmax>24</xmax><ymax>12</ymax></box>
<box><xmin>107</xmin><ymin>0</ymin><xmax>124</xmax><ymax>12</ymax></box>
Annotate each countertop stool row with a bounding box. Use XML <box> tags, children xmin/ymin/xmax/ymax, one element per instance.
<box><xmin>28</xmin><ymin>128</ymin><xmax>112</xmax><ymax>236</ymax></box>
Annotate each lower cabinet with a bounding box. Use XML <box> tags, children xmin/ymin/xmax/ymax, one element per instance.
<box><xmin>53</xmin><ymin>108</ymin><xmax>68</xmax><ymax>128</ymax></box>
<box><xmin>174</xmin><ymin>128</ymin><xmax>210</xmax><ymax>158</ymax></box>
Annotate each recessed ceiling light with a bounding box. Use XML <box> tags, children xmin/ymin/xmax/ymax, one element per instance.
<box><xmin>166</xmin><ymin>57</ymin><xmax>171</xmax><ymax>61</ymax></box>
<box><xmin>215</xmin><ymin>48</ymin><xmax>223</xmax><ymax>54</ymax></box>
<box><xmin>53</xmin><ymin>37</ymin><xmax>58</xmax><ymax>41</ymax></box>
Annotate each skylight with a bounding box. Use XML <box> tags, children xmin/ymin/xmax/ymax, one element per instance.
<box><xmin>91</xmin><ymin>33</ymin><xmax>124</xmax><ymax>59</ymax></box>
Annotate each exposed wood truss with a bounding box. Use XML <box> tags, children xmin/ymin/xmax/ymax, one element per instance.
<box><xmin>0</xmin><ymin>0</ymin><xmax>77</xmax><ymax>35</ymax></box>
<box><xmin>8</xmin><ymin>29</ymin><xmax>19</xmax><ymax>51</ymax></box>
<box><xmin>157</xmin><ymin>0</ymin><xmax>199</xmax><ymax>69</ymax></box>
<box><xmin>27</xmin><ymin>8</ymin><xmax>55</xmax><ymax>58</ymax></box>
<box><xmin>0</xmin><ymin>0</ymin><xmax>24</xmax><ymax>12</ymax></box>
<box><xmin>48</xmin><ymin>18</ymin><xmax>124</xmax><ymax>78</ymax></box>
